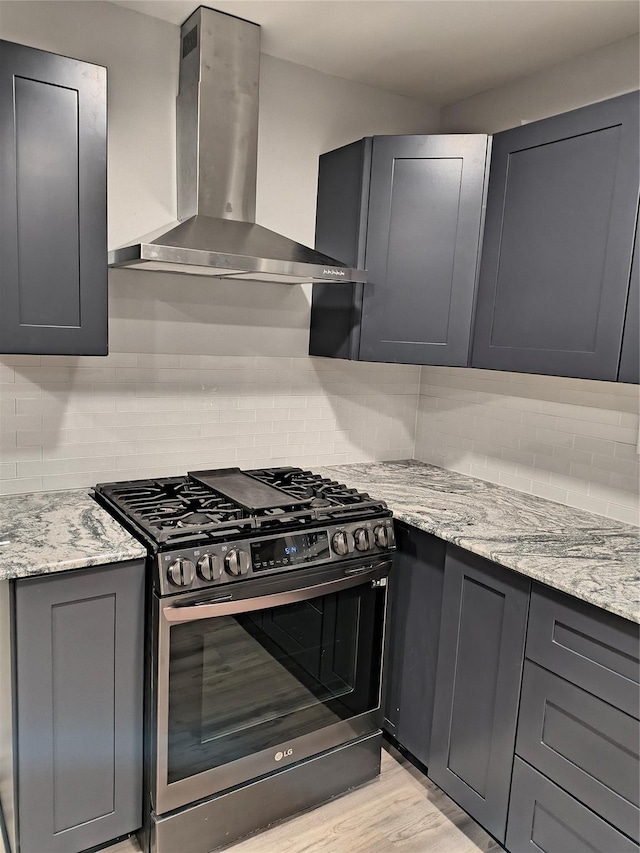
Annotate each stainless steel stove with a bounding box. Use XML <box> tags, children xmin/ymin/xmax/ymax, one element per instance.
<box><xmin>94</xmin><ymin>466</ymin><xmax>395</xmax><ymax>853</ymax></box>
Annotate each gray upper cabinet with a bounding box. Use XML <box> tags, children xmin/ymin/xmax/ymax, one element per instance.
<box><xmin>0</xmin><ymin>40</ymin><xmax>108</xmax><ymax>355</ymax></box>
<box><xmin>471</xmin><ymin>92</ymin><xmax>639</xmax><ymax>381</ymax></box>
<box><xmin>10</xmin><ymin>560</ymin><xmax>145</xmax><ymax>853</ymax></box>
<box><xmin>309</xmin><ymin>134</ymin><xmax>490</xmax><ymax>365</ymax></box>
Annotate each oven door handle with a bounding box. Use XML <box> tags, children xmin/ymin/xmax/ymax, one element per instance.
<box><xmin>161</xmin><ymin>562</ymin><xmax>389</xmax><ymax>624</ymax></box>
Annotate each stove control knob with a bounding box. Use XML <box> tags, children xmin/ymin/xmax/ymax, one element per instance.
<box><xmin>374</xmin><ymin>524</ymin><xmax>394</xmax><ymax>548</ymax></box>
<box><xmin>225</xmin><ymin>549</ymin><xmax>251</xmax><ymax>576</ymax></box>
<box><xmin>332</xmin><ymin>530</ymin><xmax>355</xmax><ymax>556</ymax></box>
<box><xmin>197</xmin><ymin>553</ymin><xmax>223</xmax><ymax>582</ymax></box>
<box><xmin>354</xmin><ymin>528</ymin><xmax>375</xmax><ymax>551</ymax></box>
<box><xmin>167</xmin><ymin>557</ymin><xmax>196</xmax><ymax>587</ymax></box>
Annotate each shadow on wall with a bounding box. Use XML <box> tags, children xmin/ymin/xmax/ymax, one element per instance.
<box><xmin>107</xmin><ymin>268</ymin><xmax>313</xmax><ymax>358</ymax></box>
<box><xmin>0</xmin><ymin>270</ymin><xmax>420</xmax><ymax>492</ymax></box>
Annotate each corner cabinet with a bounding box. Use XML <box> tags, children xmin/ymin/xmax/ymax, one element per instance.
<box><xmin>1</xmin><ymin>560</ymin><xmax>145</xmax><ymax>853</ymax></box>
<box><xmin>0</xmin><ymin>40</ymin><xmax>108</xmax><ymax>355</ymax></box>
<box><xmin>309</xmin><ymin>134</ymin><xmax>490</xmax><ymax>365</ymax></box>
<box><xmin>471</xmin><ymin>92</ymin><xmax>639</xmax><ymax>381</ymax></box>
<box><xmin>385</xmin><ymin>524</ymin><xmax>640</xmax><ymax>853</ymax></box>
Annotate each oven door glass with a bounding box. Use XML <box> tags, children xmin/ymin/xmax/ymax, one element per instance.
<box><xmin>160</xmin><ymin>572</ymin><xmax>386</xmax><ymax>799</ymax></box>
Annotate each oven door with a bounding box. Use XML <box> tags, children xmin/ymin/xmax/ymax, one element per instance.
<box><xmin>152</xmin><ymin>558</ymin><xmax>390</xmax><ymax>815</ymax></box>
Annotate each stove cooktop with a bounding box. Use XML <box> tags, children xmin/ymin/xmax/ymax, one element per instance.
<box><xmin>94</xmin><ymin>466</ymin><xmax>389</xmax><ymax>549</ymax></box>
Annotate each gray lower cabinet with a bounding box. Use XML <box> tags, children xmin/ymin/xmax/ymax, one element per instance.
<box><xmin>525</xmin><ymin>584</ymin><xmax>640</xmax><ymax>718</ymax></box>
<box><xmin>0</xmin><ymin>39</ymin><xmax>108</xmax><ymax>355</ymax></box>
<box><xmin>309</xmin><ymin>134</ymin><xmax>490</xmax><ymax>365</ymax></box>
<box><xmin>383</xmin><ymin>523</ymin><xmax>445</xmax><ymax>767</ymax></box>
<box><xmin>516</xmin><ymin>661</ymin><xmax>639</xmax><ymax>843</ymax></box>
<box><xmin>510</xmin><ymin>584</ymin><xmax>640</xmax><ymax>851</ymax></box>
<box><xmin>427</xmin><ymin>545</ymin><xmax>530</xmax><ymax>843</ymax></box>
<box><xmin>6</xmin><ymin>560</ymin><xmax>145</xmax><ymax>853</ymax></box>
<box><xmin>384</xmin><ymin>528</ymin><xmax>639</xmax><ymax>850</ymax></box>
<box><xmin>472</xmin><ymin>91</ymin><xmax>639</xmax><ymax>381</ymax></box>
<box><xmin>506</xmin><ymin>758</ymin><xmax>638</xmax><ymax>853</ymax></box>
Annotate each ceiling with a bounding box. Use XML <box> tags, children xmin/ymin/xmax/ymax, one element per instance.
<box><xmin>111</xmin><ymin>0</ymin><xmax>639</xmax><ymax>105</ymax></box>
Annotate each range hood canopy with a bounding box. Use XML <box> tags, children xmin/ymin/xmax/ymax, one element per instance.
<box><xmin>109</xmin><ymin>6</ymin><xmax>366</xmax><ymax>285</ymax></box>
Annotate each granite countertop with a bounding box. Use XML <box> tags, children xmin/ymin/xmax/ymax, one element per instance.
<box><xmin>0</xmin><ymin>490</ymin><xmax>147</xmax><ymax>581</ymax></box>
<box><xmin>0</xmin><ymin>461</ymin><xmax>637</xmax><ymax>621</ymax></box>
<box><xmin>319</xmin><ymin>460</ymin><xmax>640</xmax><ymax>624</ymax></box>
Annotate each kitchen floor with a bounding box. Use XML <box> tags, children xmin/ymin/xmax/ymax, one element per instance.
<box><xmin>108</xmin><ymin>745</ymin><xmax>501</xmax><ymax>853</ymax></box>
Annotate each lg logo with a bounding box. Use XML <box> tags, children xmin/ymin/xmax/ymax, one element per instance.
<box><xmin>274</xmin><ymin>748</ymin><xmax>293</xmax><ymax>762</ymax></box>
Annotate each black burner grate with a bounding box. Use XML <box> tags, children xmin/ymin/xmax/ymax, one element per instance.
<box><xmin>95</xmin><ymin>467</ymin><xmax>388</xmax><ymax>547</ymax></box>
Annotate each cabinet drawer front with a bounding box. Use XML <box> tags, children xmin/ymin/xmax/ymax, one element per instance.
<box><xmin>517</xmin><ymin>661</ymin><xmax>639</xmax><ymax>841</ymax></box>
<box><xmin>506</xmin><ymin>758</ymin><xmax>637</xmax><ymax>853</ymax></box>
<box><xmin>527</xmin><ymin>585</ymin><xmax>639</xmax><ymax>718</ymax></box>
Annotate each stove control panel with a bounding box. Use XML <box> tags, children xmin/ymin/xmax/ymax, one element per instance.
<box><xmin>158</xmin><ymin>517</ymin><xmax>395</xmax><ymax>595</ymax></box>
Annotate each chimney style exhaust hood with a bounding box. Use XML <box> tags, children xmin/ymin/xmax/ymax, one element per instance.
<box><xmin>109</xmin><ymin>6</ymin><xmax>367</xmax><ymax>285</ymax></box>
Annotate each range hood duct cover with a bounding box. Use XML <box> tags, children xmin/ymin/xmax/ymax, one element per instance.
<box><xmin>109</xmin><ymin>6</ymin><xmax>366</xmax><ymax>285</ymax></box>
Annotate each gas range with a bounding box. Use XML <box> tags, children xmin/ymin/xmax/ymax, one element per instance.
<box><xmin>95</xmin><ymin>465</ymin><xmax>394</xmax><ymax>853</ymax></box>
<box><xmin>94</xmin><ymin>466</ymin><xmax>395</xmax><ymax>596</ymax></box>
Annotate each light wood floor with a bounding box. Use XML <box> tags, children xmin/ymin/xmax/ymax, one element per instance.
<box><xmin>108</xmin><ymin>745</ymin><xmax>502</xmax><ymax>853</ymax></box>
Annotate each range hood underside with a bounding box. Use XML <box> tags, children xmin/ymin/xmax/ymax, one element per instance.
<box><xmin>109</xmin><ymin>215</ymin><xmax>365</xmax><ymax>284</ymax></box>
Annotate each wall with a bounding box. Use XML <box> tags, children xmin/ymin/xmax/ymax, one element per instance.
<box><xmin>0</xmin><ymin>0</ymin><xmax>435</xmax><ymax>495</ymax></box>
<box><xmin>441</xmin><ymin>35</ymin><xmax>639</xmax><ymax>133</ymax></box>
<box><xmin>415</xmin><ymin>34</ymin><xmax>640</xmax><ymax>526</ymax></box>
<box><xmin>415</xmin><ymin>368</ymin><xmax>639</xmax><ymax>525</ymax></box>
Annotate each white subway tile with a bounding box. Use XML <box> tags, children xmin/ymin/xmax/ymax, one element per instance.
<box><xmin>588</xmin><ymin>482</ymin><xmax>639</xmax><ymax>505</ymax></box>
<box><xmin>521</xmin><ymin>412</ymin><xmax>558</xmax><ymax>429</ymax></box>
<box><xmin>565</xmin><ymin>491</ymin><xmax>609</xmax><ymax>516</ymax></box>
<box><xmin>469</xmin><ymin>464</ymin><xmax>501</xmax><ymax>484</ymax></box>
<box><xmin>535</xmin><ymin>427</ymin><xmax>574</xmax><ymax>448</ymax></box>
<box><xmin>0</xmin><ymin>366</ymin><xmax>15</xmax><ymax>383</ymax></box>
<box><xmin>498</xmin><ymin>472</ymin><xmax>532</xmax><ymax>492</ymax></box>
<box><xmin>0</xmin><ymin>462</ymin><xmax>17</xmax><ymax>479</ymax></box>
<box><xmin>0</xmin><ymin>476</ymin><xmax>43</xmax><ymax>495</ymax></box>
<box><xmin>531</xmin><ymin>482</ymin><xmax>568</xmax><ymax>504</ymax></box>
<box><xmin>18</xmin><ymin>457</ymin><xmax>115</xmax><ymax>478</ymax></box>
<box><xmin>606</xmin><ymin>503</ymin><xmax>640</xmax><ymax>525</ymax></box>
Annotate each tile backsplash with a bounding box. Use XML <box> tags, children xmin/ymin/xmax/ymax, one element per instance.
<box><xmin>2</xmin><ymin>354</ymin><xmax>639</xmax><ymax>527</ymax></box>
<box><xmin>415</xmin><ymin>366</ymin><xmax>640</xmax><ymax>525</ymax></box>
<box><xmin>0</xmin><ymin>354</ymin><xmax>419</xmax><ymax>495</ymax></box>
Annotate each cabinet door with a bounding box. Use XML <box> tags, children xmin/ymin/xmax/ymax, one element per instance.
<box><xmin>472</xmin><ymin>92</ymin><xmax>639</xmax><ymax>380</ymax></box>
<box><xmin>0</xmin><ymin>40</ymin><xmax>107</xmax><ymax>355</ymax></box>
<box><xmin>619</xmin><ymin>214</ymin><xmax>639</xmax><ymax>383</ymax></box>
<box><xmin>428</xmin><ymin>546</ymin><xmax>530</xmax><ymax>843</ymax></box>
<box><xmin>14</xmin><ymin>561</ymin><xmax>145</xmax><ymax>853</ymax></box>
<box><xmin>360</xmin><ymin>135</ymin><xmax>489</xmax><ymax>365</ymax></box>
<box><xmin>384</xmin><ymin>523</ymin><xmax>445</xmax><ymax>767</ymax></box>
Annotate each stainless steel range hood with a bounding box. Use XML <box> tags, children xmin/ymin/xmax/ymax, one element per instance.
<box><xmin>109</xmin><ymin>6</ymin><xmax>366</xmax><ymax>285</ymax></box>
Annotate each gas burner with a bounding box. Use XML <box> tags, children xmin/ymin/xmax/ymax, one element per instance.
<box><xmin>310</xmin><ymin>497</ymin><xmax>332</xmax><ymax>508</ymax></box>
<box><xmin>94</xmin><ymin>467</ymin><xmax>389</xmax><ymax>549</ymax></box>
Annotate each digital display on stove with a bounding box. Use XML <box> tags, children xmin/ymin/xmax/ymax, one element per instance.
<box><xmin>251</xmin><ymin>532</ymin><xmax>330</xmax><ymax>571</ymax></box>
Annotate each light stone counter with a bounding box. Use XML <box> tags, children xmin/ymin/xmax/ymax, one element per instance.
<box><xmin>318</xmin><ymin>460</ymin><xmax>640</xmax><ymax>624</ymax></box>
<box><xmin>0</xmin><ymin>489</ymin><xmax>146</xmax><ymax>581</ymax></box>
